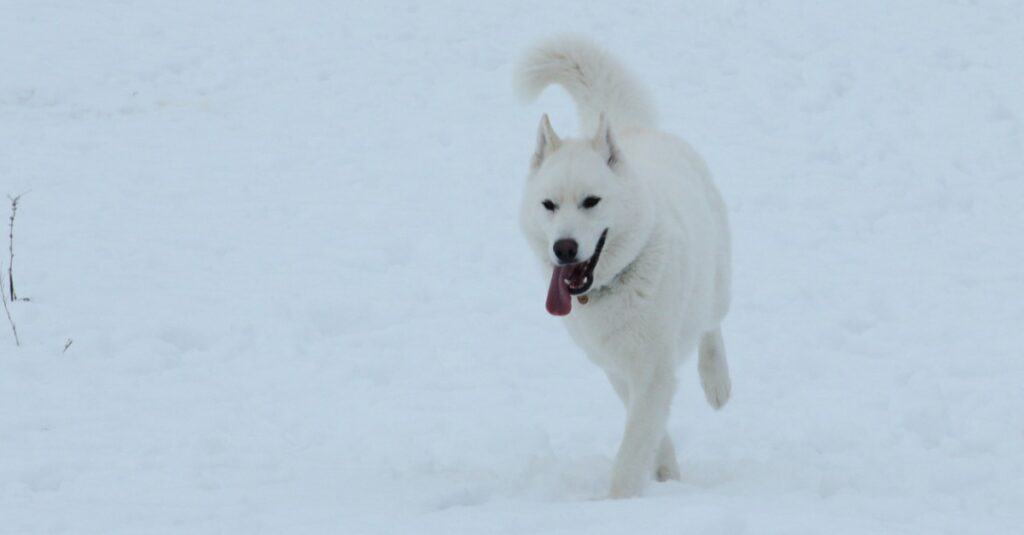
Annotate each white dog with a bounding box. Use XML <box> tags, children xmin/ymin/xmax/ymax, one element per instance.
<box><xmin>514</xmin><ymin>36</ymin><xmax>733</xmax><ymax>499</ymax></box>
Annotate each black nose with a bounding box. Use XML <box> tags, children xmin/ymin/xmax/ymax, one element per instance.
<box><xmin>553</xmin><ymin>239</ymin><xmax>578</xmax><ymax>264</ymax></box>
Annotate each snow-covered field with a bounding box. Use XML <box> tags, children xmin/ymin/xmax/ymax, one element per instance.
<box><xmin>2</xmin><ymin>1</ymin><xmax>1023</xmax><ymax>532</ymax></box>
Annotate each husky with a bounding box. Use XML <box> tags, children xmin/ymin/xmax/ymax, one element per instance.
<box><xmin>514</xmin><ymin>36</ymin><xmax>733</xmax><ymax>499</ymax></box>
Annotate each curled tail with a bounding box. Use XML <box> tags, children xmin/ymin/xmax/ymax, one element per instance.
<box><xmin>513</xmin><ymin>35</ymin><xmax>656</xmax><ymax>135</ymax></box>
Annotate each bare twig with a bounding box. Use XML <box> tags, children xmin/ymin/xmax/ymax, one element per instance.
<box><xmin>0</xmin><ymin>261</ymin><xmax>19</xmax><ymax>346</ymax></box>
<box><xmin>7</xmin><ymin>193</ymin><xmax>23</xmax><ymax>302</ymax></box>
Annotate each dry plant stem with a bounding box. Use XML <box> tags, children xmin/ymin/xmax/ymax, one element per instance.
<box><xmin>0</xmin><ymin>262</ymin><xmax>18</xmax><ymax>346</ymax></box>
<box><xmin>7</xmin><ymin>194</ymin><xmax>20</xmax><ymax>302</ymax></box>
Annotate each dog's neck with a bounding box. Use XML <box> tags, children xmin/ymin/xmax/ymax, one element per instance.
<box><xmin>583</xmin><ymin>256</ymin><xmax>638</xmax><ymax>303</ymax></box>
<box><xmin>582</xmin><ymin>222</ymin><xmax>664</xmax><ymax>305</ymax></box>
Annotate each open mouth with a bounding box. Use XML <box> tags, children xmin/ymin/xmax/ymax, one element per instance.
<box><xmin>546</xmin><ymin>229</ymin><xmax>608</xmax><ymax>316</ymax></box>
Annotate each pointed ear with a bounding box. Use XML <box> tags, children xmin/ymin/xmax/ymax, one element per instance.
<box><xmin>532</xmin><ymin>114</ymin><xmax>561</xmax><ymax>170</ymax></box>
<box><xmin>592</xmin><ymin>113</ymin><xmax>620</xmax><ymax>168</ymax></box>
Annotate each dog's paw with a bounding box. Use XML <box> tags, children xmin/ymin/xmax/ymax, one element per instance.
<box><xmin>608</xmin><ymin>475</ymin><xmax>644</xmax><ymax>499</ymax></box>
<box><xmin>655</xmin><ymin>462</ymin><xmax>680</xmax><ymax>482</ymax></box>
<box><xmin>702</xmin><ymin>373</ymin><xmax>731</xmax><ymax>410</ymax></box>
<box><xmin>607</xmin><ymin>485</ymin><xmax>641</xmax><ymax>500</ymax></box>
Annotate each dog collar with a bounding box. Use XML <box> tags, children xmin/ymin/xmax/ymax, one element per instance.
<box><xmin>577</xmin><ymin>258</ymin><xmax>636</xmax><ymax>305</ymax></box>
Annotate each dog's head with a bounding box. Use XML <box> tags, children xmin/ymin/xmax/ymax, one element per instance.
<box><xmin>519</xmin><ymin>114</ymin><xmax>655</xmax><ymax>316</ymax></box>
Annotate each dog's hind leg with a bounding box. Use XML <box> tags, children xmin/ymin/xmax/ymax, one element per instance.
<box><xmin>698</xmin><ymin>327</ymin><xmax>731</xmax><ymax>409</ymax></box>
<box><xmin>606</xmin><ymin>372</ymin><xmax>680</xmax><ymax>483</ymax></box>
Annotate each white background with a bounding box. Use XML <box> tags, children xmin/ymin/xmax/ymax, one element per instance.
<box><xmin>2</xmin><ymin>1</ymin><xmax>1022</xmax><ymax>533</ymax></box>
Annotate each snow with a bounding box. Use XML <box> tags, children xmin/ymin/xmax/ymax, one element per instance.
<box><xmin>2</xmin><ymin>1</ymin><xmax>1023</xmax><ymax>532</ymax></box>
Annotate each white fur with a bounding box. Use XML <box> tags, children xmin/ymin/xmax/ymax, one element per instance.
<box><xmin>515</xmin><ymin>35</ymin><xmax>733</xmax><ymax>499</ymax></box>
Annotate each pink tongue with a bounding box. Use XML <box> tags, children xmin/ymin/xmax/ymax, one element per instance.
<box><xmin>546</xmin><ymin>266</ymin><xmax>572</xmax><ymax>316</ymax></box>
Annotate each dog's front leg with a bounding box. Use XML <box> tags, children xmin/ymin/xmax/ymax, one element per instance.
<box><xmin>608</xmin><ymin>365</ymin><xmax>676</xmax><ymax>499</ymax></box>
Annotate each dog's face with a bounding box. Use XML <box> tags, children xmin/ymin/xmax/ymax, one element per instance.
<box><xmin>519</xmin><ymin>114</ymin><xmax>655</xmax><ymax>315</ymax></box>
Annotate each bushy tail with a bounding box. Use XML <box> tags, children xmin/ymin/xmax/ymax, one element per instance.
<box><xmin>514</xmin><ymin>35</ymin><xmax>656</xmax><ymax>135</ymax></box>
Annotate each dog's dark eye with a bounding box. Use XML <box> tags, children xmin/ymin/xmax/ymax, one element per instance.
<box><xmin>542</xmin><ymin>199</ymin><xmax>557</xmax><ymax>211</ymax></box>
<box><xmin>581</xmin><ymin>196</ymin><xmax>601</xmax><ymax>209</ymax></box>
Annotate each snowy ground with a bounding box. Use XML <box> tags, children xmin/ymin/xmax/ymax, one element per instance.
<box><xmin>2</xmin><ymin>1</ymin><xmax>1023</xmax><ymax>533</ymax></box>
